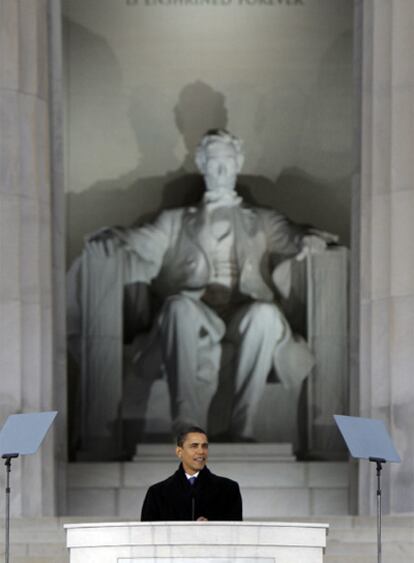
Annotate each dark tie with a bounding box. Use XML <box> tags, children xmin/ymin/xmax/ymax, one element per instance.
<box><xmin>188</xmin><ymin>476</ymin><xmax>197</xmax><ymax>486</ymax></box>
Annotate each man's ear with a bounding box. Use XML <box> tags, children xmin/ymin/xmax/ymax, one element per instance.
<box><xmin>176</xmin><ymin>446</ymin><xmax>182</xmax><ymax>459</ymax></box>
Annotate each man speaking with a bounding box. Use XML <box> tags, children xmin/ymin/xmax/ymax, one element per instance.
<box><xmin>141</xmin><ymin>427</ymin><xmax>242</xmax><ymax>521</ymax></box>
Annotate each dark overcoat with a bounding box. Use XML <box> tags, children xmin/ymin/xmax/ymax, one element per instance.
<box><xmin>141</xmin><ymin>464</ymin><xmax>242</xmax><ymax>521</ymax></box>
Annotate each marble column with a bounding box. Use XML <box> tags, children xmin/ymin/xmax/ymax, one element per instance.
<box><xmin>0</xmin><ymin>0</ymin><xmax>65</xmax><ymax>516</ymax></box>
<box><xmin>356</xmin><ymin>0</ymin><xmax>414</xmax><ymax>514</ymax></box>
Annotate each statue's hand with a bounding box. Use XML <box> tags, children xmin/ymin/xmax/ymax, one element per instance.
<box><xmin>85</xmin><ymin>226</ymin><xmax>124</xmax><ymax>257</ymax></box>
<box><xmin>307</xmin><ymin>227</ymin><xmax>339</xmax><ymax>245</ymax></box>
<box><xmin>296</xmin><ymin>230</ymin><xmax>338</xmax><ymax>262</ymax></box>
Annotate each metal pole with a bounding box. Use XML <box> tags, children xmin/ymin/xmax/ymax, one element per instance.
<box><xmin>369</xmin><ymin>457</ymin><xmax>385</xmax><ymax>563</ymax></box>
<box><xmin>2</xmin><ymin>454</ymin><xmax>18</xmax><ymax>563</ymax></box>
<box><xmin>376</xmin><ymin>460</ymin><xmax>382</xmax><ymax>563</ymax></box>
<box><xmin>5</xmin><ymin>458</ymin><xmax>11</xmax><ymax>563</ymax></box>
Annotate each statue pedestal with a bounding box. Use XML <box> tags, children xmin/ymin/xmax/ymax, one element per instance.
<box><xmin>65</xmin><ymin>521</ymin><xmax>329</xmax><ymax>562</ymax></box>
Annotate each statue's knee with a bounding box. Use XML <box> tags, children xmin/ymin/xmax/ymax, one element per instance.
<box><xmin>163</xmin><ymin>295</ymin><xmax>196</xmax><ymax>320</ymax></box>
<box><xmin>247</xmin><ymin>302</ymin><xmax>285</xmax><ymax>336</ymax></box>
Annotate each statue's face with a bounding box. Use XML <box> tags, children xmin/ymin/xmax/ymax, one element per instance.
<box><xmin>203</xmin><ymin>141</ymin><xmax>239</xmax><ymax>193</ymax></box>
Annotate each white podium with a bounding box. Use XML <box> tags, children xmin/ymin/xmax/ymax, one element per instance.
<box><xmin>65</xmin><ymin>521</ymin><xmax>329</xmax><ymax>563</ymax></box>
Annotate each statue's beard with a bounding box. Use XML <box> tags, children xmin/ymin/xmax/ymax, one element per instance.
<box><xmin>203</xmin><ymin>188</ymin><xmax>241</xmax><ymax>207</ymax></box>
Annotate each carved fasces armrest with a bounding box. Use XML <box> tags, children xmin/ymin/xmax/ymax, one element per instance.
<box><xmin>274</xmin><ymin>246</ymin><xmax>348</xmax><ymax>337</ymax></box>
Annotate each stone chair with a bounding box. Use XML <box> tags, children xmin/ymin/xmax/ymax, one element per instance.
<box><xmin>67</xmin><ymin>246</ymin><xmax>348</xmax><ymax>460</ymax></box>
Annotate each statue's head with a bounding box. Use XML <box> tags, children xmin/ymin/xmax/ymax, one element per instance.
<box><xmin>195</xmin><ymin>129</ymin><xmax>244</xmax><ymax>194</ymax></box>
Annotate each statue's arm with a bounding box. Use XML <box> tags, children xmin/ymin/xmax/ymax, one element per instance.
<box><xmin>263</xmin><ymin>209</ymin><xmax>339</xmax><ymax>300</ymax></box>
<box><xmin>122</xmin><ymin>211</ymin><xmax>173</xmax><ymax>284</ymax></box>
<box><xmin>262</xmin><ymin>209</ymin><xmax>339</xmax><ymax>259</ymax></box>
<box><xmin>85</xmin><ymin>211</ymin><xmax>174</xmax><ymax>285</ymax></box>
<box><xmin>262</xmin><ymin>209</ymin><xmax>305</xmax><ymax>256</ymax></box>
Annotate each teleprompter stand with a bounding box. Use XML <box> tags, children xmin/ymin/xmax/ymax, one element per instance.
<box><xmin>334</xmin><ymin>415</ymin><xmax>401</xmax><ymax>563</ymax></box>
<box><xmin>0</xmin><ymin>411</ymin><xmax>57</xmax><ymax>563</ymax></box>
<box><xmin>2</xmin><ymin>453</ymin><xmax>18</xmax><ymax>563</ymax></box>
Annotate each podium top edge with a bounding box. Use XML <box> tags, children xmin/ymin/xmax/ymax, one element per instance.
<box><xmin>63</xmin><ymin>520</ymin><xmax>330</xmax><ymax>530</ymax></box>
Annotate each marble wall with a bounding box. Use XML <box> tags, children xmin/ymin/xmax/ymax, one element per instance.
<box><xmin>0</xmin><ymin>0</ymin><xmax>65</xmax><ymax>517</ymax></box>
<box><xmin>355</xmin><ymin>0</ymin><xmax>414</xmax><ymax>515</ymax></box>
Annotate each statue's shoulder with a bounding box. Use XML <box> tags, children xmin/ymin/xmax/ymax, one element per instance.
<box><xmin>155</xmin><ymin>206</ymin><xmax>199</xmax><ymax>237</ymax></box>
<box><xmin>237</xmin><ymin>204</ymin><xmax>288</xmax><ymax>235</ymax></box>
<box><xmin>156</xmin><ymin>207</ymin><xmax>188</xmax><ymax>223</ymax></box>
<box><xmin>162</xmin><ymin>205</ymin><xmax>202</xmax><ymax>219</ymax></box>
<box><xmin>243</xmin><ymin>204</ymin><xmax>285</xmax><ymax>220</ymax></box>
<box><xmin>238</xmin><ymin>203</ymin><xmax>269</xmax><ymax>220</ymax></box>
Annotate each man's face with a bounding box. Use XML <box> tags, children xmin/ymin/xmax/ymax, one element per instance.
<box><xmin>176</xmin><ymin>432</ymin><xmax>209</xmax><ymax>475</ymax></box>
<box><xmin>203</xmin><ymin>141</ymin><xmax>239</xmax><ymax>193</ymax></box>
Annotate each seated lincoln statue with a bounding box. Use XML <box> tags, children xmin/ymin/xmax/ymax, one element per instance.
<box><xmin>68</xmin><ymin>129</ymin><xmax>338</xmax><ymax>455</ymax></box>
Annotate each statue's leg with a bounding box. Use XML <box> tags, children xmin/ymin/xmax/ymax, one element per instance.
<box><xmin>158</xmin><ymin>295</ymin><xmax>222</xmax><ymax>433</ymax></box>
<box><xmin>227</xmin><ymin>302</ymin><xmax>285</xmax><ymax>439</ymax></box>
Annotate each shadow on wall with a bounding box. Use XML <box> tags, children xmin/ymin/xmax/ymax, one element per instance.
<box><xmin>238</xmin><ymin>169</ymin><xmax>351</xmax><ymax>248</ymax></box>
<box><xmin>66</xmin><ymin>78</ymin><xmax>230</xmax><ymax>263</ymax></box>
<box><xmin>64</xmin><ymin>9</ymin><xmax>231</xmax><ymax>258</ymax></box>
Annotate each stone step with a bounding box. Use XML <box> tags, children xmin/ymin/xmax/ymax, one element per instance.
<box><xmin>323</xmin><ymin>515</ymin><xmax>414</xmax><ymax>563</ymax></box>
<box><xmin>67</xmin><ymin>459</ymin><xmax>350</xmax><ymax>518</ymax></box>
<box><xmin>134</xmin><ymin>442</ymin><xmax>296</xmax><ymax>461</ymax></box>
<box><xmin>325</xmin><ymin>538</ymin><xmax>414</xmax><ymax>563</ymax></box>
<box><xmin>0</xmin><ymin>517</ymin><xmax>69</xmax><ymax>563</ymax></box>
<box><xmin>0</xmin><ymin>516</ymin><xmax>413</xmax><ymax>563</ymax></box>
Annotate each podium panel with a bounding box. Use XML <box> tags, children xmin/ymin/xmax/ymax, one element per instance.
<box><xmin>65</xmin><ymin>521</ymin><xmax>329</xmax><ymax>563</ymax></box>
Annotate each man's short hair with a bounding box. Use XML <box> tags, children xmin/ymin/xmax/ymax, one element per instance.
<box><xmin>195</xmin><ymin>129</ymin><xmax>244</xmax><ymax>172</ymax></box>
<box><xmin>176</xmin><ymin>426</ymin><xmax>208</xmax><ymax>447</ymax></box>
